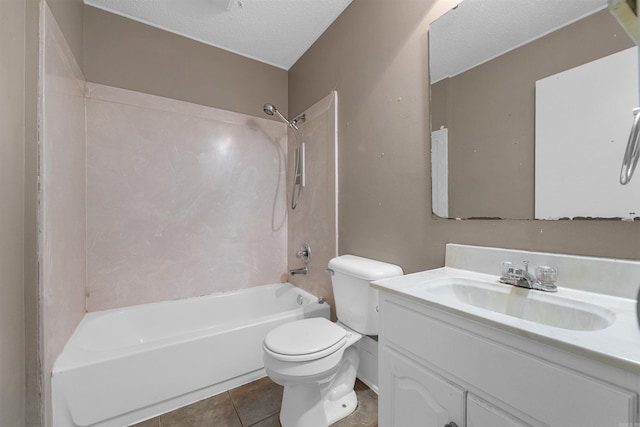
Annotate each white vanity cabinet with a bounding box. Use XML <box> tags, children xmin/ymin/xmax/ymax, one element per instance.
<box><xmin>378</xmin><ymin>291</ymin><xmax>639</xmax><ymax>427</ymax></box>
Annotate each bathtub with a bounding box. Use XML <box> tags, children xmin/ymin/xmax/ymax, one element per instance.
<box><xmin>52</xmin><ymin>283</ymin><xmax>330</xmax><ymax>427</ymax></box>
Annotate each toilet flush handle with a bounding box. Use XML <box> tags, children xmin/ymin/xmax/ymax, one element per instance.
<box><xmin>325</xmin><ymin>268</ymin><xmax>335</xmax><ymax>275</ymax></box>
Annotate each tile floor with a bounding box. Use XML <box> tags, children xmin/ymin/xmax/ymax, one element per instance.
<box><xmin>130</xmin><ymin>377</ymin><xmax>378</xmax><ymax>427</ymax></box>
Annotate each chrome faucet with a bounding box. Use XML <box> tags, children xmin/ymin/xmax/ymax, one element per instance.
<box><xmin>289</xmin><ymin>243</ymin><xmax>311</xmax><ymax>276</ymax></box>
<box><xmin>289</xmin><ymin>266</ymin><xmax>308</xmax><ymax>276</ymax></box>
<box><xmin>499</xmin><ymin>261</ymin><xmax>557</xmax><ymax>292</ymax></box>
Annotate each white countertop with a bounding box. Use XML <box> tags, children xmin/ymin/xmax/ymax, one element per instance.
<box><xmin>373</xmin><ymin>266</ymin><xmax>640</xmax><ymax>374</ymax></box>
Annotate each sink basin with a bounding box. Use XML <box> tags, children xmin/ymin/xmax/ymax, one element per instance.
<box><xmin>423</xmin><ymin>277</ymin><xmax>615</xmax><ymax>331</ymax></box>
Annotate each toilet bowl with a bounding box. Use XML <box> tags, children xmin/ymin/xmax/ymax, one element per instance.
<box><xmin>263</xmin><ymin>255</ymin><xmax>403</xmax><ymax>427</ymax></box>
<box><xmin>263</xmin><ymin>318</ymin><xmax>362</xmax><ymax>426</ymax></box>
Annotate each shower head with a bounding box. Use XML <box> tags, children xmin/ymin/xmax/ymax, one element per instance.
<box><xmin>263</xmin><ymin>103</ymin><xmax>277</xmax><ymax>116</ymax></box>
<box><xmin>263</xmin><ymin>103</ymin><xmax>294</xmax><ymax>128</ymax></box>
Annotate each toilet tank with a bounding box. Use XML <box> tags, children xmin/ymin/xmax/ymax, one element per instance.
<box><xmin>328</xmin><ymin>255</ymin><xmax>403</xmax><ymax>335</ymax></box>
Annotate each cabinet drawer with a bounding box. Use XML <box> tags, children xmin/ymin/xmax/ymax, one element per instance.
<box><xmin>467</xmin><ymin>393</ymin><xmax>531</xmax><ymax>427</ymax></box>
<box><xmin>381</xmin><ymin>297</ymin><xmax>637</xmax><ymax>426</ymax></box>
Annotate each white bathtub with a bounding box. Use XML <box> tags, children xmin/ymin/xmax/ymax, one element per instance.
<box><xmin>52</xmin><ymin>283</ymin><xmax>330</xmax><ymax>427</ymax></box>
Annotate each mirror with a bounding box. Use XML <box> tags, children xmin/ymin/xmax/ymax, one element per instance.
<box><xmin>430</xmin><ymin>0</ymin><xmax>639</xmax><ymax>220</ymax></box>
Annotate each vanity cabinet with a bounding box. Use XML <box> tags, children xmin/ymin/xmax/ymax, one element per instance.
<box><xmin>381</xmin><ymin>346</ymin><xmax>530</xmax><ymax>427</ymax></box>
<box><xmin>378</xmin><ymin>292</ymin><xmax>638</xmax><ymax>427</ymax></box>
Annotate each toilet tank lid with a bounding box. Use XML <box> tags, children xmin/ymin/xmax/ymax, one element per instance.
<box><xmin>328</xmin><ymin>255</ymin><xmax>403</xmax><ymax>280</ymax></box>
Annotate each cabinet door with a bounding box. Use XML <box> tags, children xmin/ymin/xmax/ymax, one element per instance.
<box><xmin>382</xmin><ymin>295</ymin><xmax>637</xmax><ymax>426</ymax></box>
<box><xmin>379</xmin><ymin>347</ymin><xmax>465</xmax><ymax>427</ymax></box>
<box><xmin>467</xmin><ymin>394</ymin><xmax>531</xmax><ymax>427</ymax></box>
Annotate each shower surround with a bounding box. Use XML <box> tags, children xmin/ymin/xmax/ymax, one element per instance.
<box><xmin>39</xmin><ymin>3</ymin><xmax>342</xmax><ymax>424</ymax></box>
<box><xmin>40</xmin><ymin>5</ymin><xmax>87</xmax><ymax>425</ymax></box>
<box><xmin>287</xmin><ymin>92</ymin><xmax>339</xmax><ymax>315</ymax></box>
<box><xmin>85</xmin><ymin>83</ymin><xmax>289</xmax><ymax>311</ymax></box>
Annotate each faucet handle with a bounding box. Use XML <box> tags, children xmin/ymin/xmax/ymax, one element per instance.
<box><xmin>523</xmin><ymin>260</ymin><xmax>529</xmax><ymax>272</ymax></box>
<box><xmin>500</xmin><ymin>261</ymin><xmax>513</xmax><ymax>276</ymax></box>
<box><xmin>296</xmin><ymin>243</ymin><xmax>311</xmax><ymax>264</ymax></box>
<box><xmin>535</xmin><ymin>265</ymin><xmax>558</xmax><ymax>284</ymax></box>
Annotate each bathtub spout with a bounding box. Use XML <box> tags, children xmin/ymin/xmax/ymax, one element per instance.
<box><xmin>289</xmin><ymin>266</ymin><xmax>308</xmax><ymax>276</ymax></box>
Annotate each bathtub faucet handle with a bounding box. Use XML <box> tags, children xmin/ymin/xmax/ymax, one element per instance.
<box><xmin>297</xmin><ymin>243</ymin><xmax>311</xmax><ymax>264</ymax></box>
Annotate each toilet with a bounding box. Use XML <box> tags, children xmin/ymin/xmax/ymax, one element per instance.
<box><xmin>263</xmin><ymin>255</ymin><xmax>403</xmax><ymax>427</ymax></box>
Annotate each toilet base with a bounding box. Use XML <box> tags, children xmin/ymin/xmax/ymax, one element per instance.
<box><xmin>279</xmin><ymin>386</ymin><xmax>358</xmax><ymax>427</ymax></box>
<box><xmin>324</xmin><ymin>389</ymin><xmax>357</xmax><ymax>426</ymax></box>
<box><xmin>278</xmin><ymin>346</ymin><xmax>360</xmax><ymax>427</ymax></box>
<box><xmin>279</xmin><ymin>383</ymin><xmax>328</xmax><ymax>427</ymax></box>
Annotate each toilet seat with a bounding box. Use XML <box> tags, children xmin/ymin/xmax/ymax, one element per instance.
<box><xmin>263</xmin><ymin>318</ymin><xmax>347</xmax><ymax>362</ymax></box>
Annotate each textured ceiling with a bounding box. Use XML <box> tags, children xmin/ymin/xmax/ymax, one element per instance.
<box><xmin>430</xmin><ymin>0</ymin><xmax>608</xmax><ymax>82</ymax></box>
<box><xmin>84</xmin><ymin>0</ymin><xmax>353</xmax><ymax>70</ymax></box>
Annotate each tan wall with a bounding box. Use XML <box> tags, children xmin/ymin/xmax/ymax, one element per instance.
<box><xmin>46</xmin><ymin>0</ymin><xmax>84</xmax><ymax>66</ymax></box>
<box><xmin>25</xmin><ymin>0</ymin><xmax>41</xmax><ymax>425</ymax></box>
<box><xmin>0</xmin><ymin>0</ymin><xmax>26</xmax><ymax>425</ymax></box>
<box><xmin>83</xmin><ymin>5</ymin><xmax>288</xmax><ymax>118</ymax></box>
<box><xmin>432</xmin><ymin>10</ymin><xmax>634</xmax><ymax>219</ymax></box>
<box><xmin>289</xmin><ymin>0</ymin><xmax>640</xmax><ymax>279</ymax></box>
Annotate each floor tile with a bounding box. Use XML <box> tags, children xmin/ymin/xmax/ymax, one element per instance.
<box><xmin>354</xmin><ymin>379</ymin><xmax>369</xmax><ymax>392</ymax></box>
<box><xmin>247</xmin><ymin>413</ymin><xmax>282</xmax><ymax>427</ymax></box>
<box><xmin>229</xmin><ymin>377</ymin><xmax>284</xmax><ymax>426</ymax></box>
<box><xmin>129</xmin><ymin>376</ymin><xmax>376</xmax><ymax>427</ymax></box>
<box><xmin>160</xmin><ymin>392</ymin><xmax>242</xmax><ymax>427</ymax></box>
